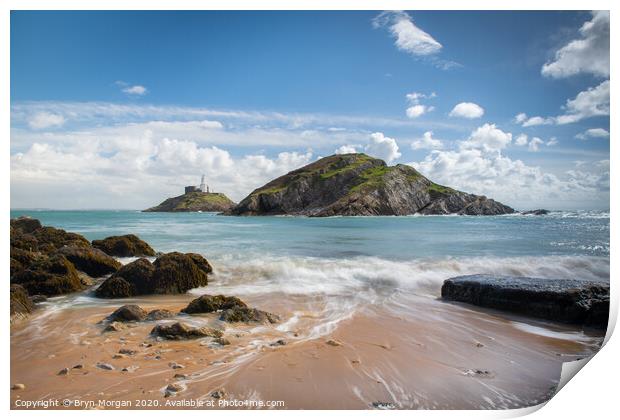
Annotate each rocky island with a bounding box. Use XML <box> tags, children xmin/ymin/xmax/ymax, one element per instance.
<box><xmin>230</xmin><ymin>153</ymin><xmax>514</xmax><ymax>216</ymax></box>
<box><xmin>144</xmin><ymin>176</ymin><xmax>235</xmax><ymax>213</ymax></box>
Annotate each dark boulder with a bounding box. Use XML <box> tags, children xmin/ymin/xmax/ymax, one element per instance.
<box><xmin>441</xmin><ymin>274</ymin><xmax>609</xmax><ymax>329</ymax></box>
<box><xmin>181</xmin><ymin>294</ymin><xmax>246</xmax><ymax>314</ymax></box>
<box><xmin>56</xmin><ymin>246</ymin><xmax>121</xmax><ymax>277</ymax></box>
<box><xmin>92</xmin><ymin>234</ymin><xmax>156</xmax><ymax>257</ymax></box>
<box><xmin>150</xmin><ymin>322</ymin><xmax>223</xmax><ymax>340</ymax></box>
<box><xmin>10</xmin><ymin>216</ymin><xmax>42</xmax><ymax>234</ymax></box>
<box><xmin>10</xmin><ymin>284</ymin><xmax>34</xmax><ymax>322</ymax></box>
<box><xmin>94</xmin><ymin>253</ymin><xmax>209</xmax><ymax>298</ymax></box>
<box><xmin>186</xmin><ymin>253</ymin><xmax>213</xmax><ymax>274</ymax></box>
<box><xmin>106</xmin><ymin>305</ymin><xmax>148</xmax><ymax>323</ymax></box>
<box><xmin>219</xmin><ymin>306</ymin><xmax>280</xmax><ymax>324</ymax></box>
<box><xmin>95</xmin><ymin>276</ymin><xmax>136</xmax><ymax>298</ymax></box>
<box><xmin>150</xmin><ymin>252</ymin><xmax>209</xmax><ymax>294</ymax></box>
<box><xmin>11</xmin><ymin>254</ymin><xmax>83</xmax><ymax>296</ymax></box>
<box><xmin>30</xmin><ymin>226</ymin><xmax>91</xmax><ymax>253</ymax></box>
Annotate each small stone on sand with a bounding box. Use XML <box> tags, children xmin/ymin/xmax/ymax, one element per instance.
<box><xmin>11</xmin><ymin>383</ymin><xmax>25</xmax><ymax>390</ymax></box>
<box><xmin>57</xmin><ymin>368</ymin><xmax>69</xmax><ymax>375</ymax></box>
<box><xmin>326</xmin><ymin>339</ymin><xmax>342</xmax><ymax>347</ymax></box>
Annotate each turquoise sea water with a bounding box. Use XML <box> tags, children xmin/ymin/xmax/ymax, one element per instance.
<box><xmin>10</xmin><ymin>209</ymin><xmax>609</xmax><ymax>299</ymax></box>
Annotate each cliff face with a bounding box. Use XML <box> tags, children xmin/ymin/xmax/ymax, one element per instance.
<box><xmin>230</xmin><ymin>153</ymin><xmax>514</xmax><ymax>216</ymax></box>
<box><xmin>143</xmin><ymin>192</ymin><xmax>235</xmax><ymax>213</ymax></box>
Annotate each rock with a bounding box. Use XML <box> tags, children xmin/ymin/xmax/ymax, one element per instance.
<box><xmin>151</xmin><ymin>322</ymin><xmax>223</xmax><ymax>340</ymax></box>
<box><xmin>118</xmin><ymin>348</ymin><xmax>136</xmax><ymax>355</ymax></box>
<box><xmin>72</xmin><ymin>364</ymin><xmax>83</xmax><ymax>369</ymax></box>
<box><xmin>144</xmin><ymin>192</ymin><xmax>236</xmax><ymax>213</ymax></box>
<box><xmin>165</xmin><ymin>383</ymin><xmax>184</xmax><ymax>395</ymax></box>
<box><xmin>96</xmin><ymin>363</ymin><xmax>115</xmax><ymax>370</ymax></box>
<box><xmin>441</xmin><ymin>274</ymin><xmax>610</xmax><ymax>328</ymax></box>
<box><xmin>10</xmin><ymin>284</ymin><xmax>34</xmax><ymax>322</ymax></box>
<box><xmin>219</xmin><ymin>306</ymin><xmax>280</xmax><ymax>324</ymax></box>
<box><xmin>215</xmin><ymin>337</ymin><xmax>231</xmax><ymax>346</ymax></box>
<box><xmin>106</xmin><ymin>305</ymin><xmax>148</xmax><ymax>323</ymax></box>
<box><xmin>11</xmin><ymin>216</ymin><xmax>42</xmax><ymax>234</ymax></box>
<box><xmin>146</xmin><ymin>309</ymin><xmax>175</xmax><ymax>321</ymax></box>
<box><xmin>56</xmin><ymin>246</ymin><xmax>121</xmax><ymax>277</ymax></box>
<box><xmin>103</xmin><ymin>322</ymin><xmax>127</xmax><ymax>333</ymax></box>
<box><xmin>11</xmin><ymin>383</ymin><xmax>26</xmax><ymax>391</ymax></box>
<box><xmin>112</xmin><ymin>354</ymin><xmax>126</xmax><ymax>359</ymax></box>
<box><xmin>29</xmin><ymin>226</ymin><xmax>91</xmax><ymax>254</ymax></box>
<box><xmin>270</xmin><ymin>339</ymin><xmax>286</xmax><ymax>346</ymax></box>
<box><xmin>95</xmin><ymin>253</ymin><xmax>209</xmax><ymax>298</ymax></box>
<box><xmin>181</xmin><ymin>294</ymin><xmax>246</xmax><ymax>314</ymax></box>
<box><xmin>326</xmin><ymin>339</ymin><xmax>342</xmax><ymax>347</ymax></box>
<box><xmin>92</xmin><ymin>234</ymin><xmax>156</xmax><ymax>257</ymax></box>
<box><xmin>522</xmin><ymin>209</ymin><xmax>550</xmax><ymax>215</ymax></box>
<box><xmin>57</xmin><ymin>368</ymin><xmax>69</xmax><ymax>375</ymax></box>
<box><xmin>11</xmin><ymin>254</ymin><xmax>83</xmax><ymax>297</ymax></box>
<box><xmin>30</xmin><ymin>294</ymin><xmax>47</xmax><ymax>303</ymax></box>
<box><xmin>121</xmin><ymin>366</ymin><xmax>139</xmax><ymax>373</ymax></box>
<box><xmin>150</xmin><ymin>252</ymin><xmax>210</xmax><ymax>294</ymax></box>
<box><xmin>463</xmin><ymin>369</ymin><xmax>495</xmax><ymax>378</ymax></box>
<box><xmin>210</xmin><ymin>390</ymin><xmax>225</xmax><ymax>399</ymax></box>
<box><xmin>185</xmin><ymin>253</ymin><xmax>213</xmax><ymax>274</ymax></box>
<box><xmin>168</xmin><ymin>362</ymin><xmax>184</xmax><ymax>369</ymax></box>
<box><xmin>229</xmin><ymin>153</ymin><xmax>514</xmax><ymax>217</ymax></box>
<box><xmin>95</xmin><ymin>276</ymin><xmax>136</xmax><ymax>298</ymax></box>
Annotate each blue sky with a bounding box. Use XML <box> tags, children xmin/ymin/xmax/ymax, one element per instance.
<box><xmin>10</xmin><ymin>11</ymin><xmax>610</xmax><ymax>210</ymax></box>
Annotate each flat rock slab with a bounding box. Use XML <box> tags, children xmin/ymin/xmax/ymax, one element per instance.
<box><xmin>441</xmin><ymin>274</ymin><xmax>609</xmax><ymax>329</ymax></box>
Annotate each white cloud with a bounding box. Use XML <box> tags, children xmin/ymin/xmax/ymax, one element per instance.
<box><xmin>515</xmin><ymin>134</ymin><xmax>529</xmax><ymax>146</ymax></box>
<box><xmin>522</xmin><ymin>116</ymin><xmax>554</xmax><ymax>127</ymax></box>
<box><xmin>556</xmin><ymin>80</ymin><xmax>610</xmax><ymax>124</ymax></box>
<box><xmin>546</xmin><ymin>137</ymin><xmax>559</xmax><ymax>146</ymax></box>
<box><xmin>528</xmin><ymin>137</ymin><xmax>544</xmax><ymax>152</ymax></box>
<box><xmin>411</xmin><ymin>131</ymin><xmax>444</xmax><ymax>150</ymax></box>
<box><xmin>576</xmin><ymin>128</ymin><xmax>610</xmax><ymax>140</ymax></box>
<box><xmin>460</xmin><ymin>123</ymin><xmax>512</xmax><ymax>152</ymax></box>
<box><xmin>335</xmin><ymin>144</ymin><xmax>358</xmax><ymax>154</ymax></box>
<box><xmin>406</xmin><ymin>105</ymin><xmax>433</xmax><ymax>118</ymax></box>
<box><xmin>122</xmin><ymin>85</ymin><xmax>148</xmax><ymax>96</ymax></box>
<box><xmin>514</xmin><ymin>113</ymin><xmax>528</xmax><ymax>124</ymax></box>
<box><xmin>514</xmin><ymin>80</ymin><xmax>610</xmax><ymax>127</ymax></box>
<box><xmin>28</xmin><ymin>112</ymin><xmax>66</xmax><ymax>130</ymax></box>
<box><xmin>405</xmin><ymin>91</ymin><xmax>435</xmax><ymax>119</ymax></box>
<box><xmin>449</xmin><ymin>102</ymin><xmax>484</xmax><ymax>119</ymax></box>
<box><xmin>366</xmin><ymin>132</ymin><xmax>401</xmax><ymax>163</ymax></box>
<box><xmin>373</xmin><ymin>11</ymin><xmax>442</xmax><ymax>56</ymax></box>
<box><xmin>409</xmin><ymin>148</ymin><xmax>608</xmax><ymax>209</ymax></box>
<box><xmin>10</xmin><ymin>135</ymin><xmax>314</xmax><ymax>208</ymax></box>
<box><xmin>542</xmin><ymin>11</ymin><xmax>609</xmax><ymax>79</ymax></box>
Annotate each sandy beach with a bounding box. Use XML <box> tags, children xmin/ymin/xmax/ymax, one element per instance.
<box><xmin>11</xmin><ymin>286</ymin><xmax>604</xmax><ymax>410</ymax></box>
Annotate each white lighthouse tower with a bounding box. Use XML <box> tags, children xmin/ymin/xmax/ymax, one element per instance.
<box><xmin>200</xmin><ymin>174</ymin><xmax>209</xmax><ymax>193</ymax></box>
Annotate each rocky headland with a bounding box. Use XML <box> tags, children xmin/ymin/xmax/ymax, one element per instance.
<box><xmin>144</xmin><ymin>192</ymin><xmax>235</xmax><ymax>213</ymax></box>
<box><xmin>229</xmin><ymin>153</ymin><xmax>514</xmax><ymax>216</ymax></box>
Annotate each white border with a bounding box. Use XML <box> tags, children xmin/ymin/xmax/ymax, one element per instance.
<box><xmin>2</xmin><ymin>1</ymin><xmax>616</xmax><ymax>419</ymax></box>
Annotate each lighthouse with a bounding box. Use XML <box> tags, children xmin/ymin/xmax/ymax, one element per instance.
<box><xmin>200</xmin><ymin>174</ymin><xmax>209</xmax><ymax>193</ymax></box>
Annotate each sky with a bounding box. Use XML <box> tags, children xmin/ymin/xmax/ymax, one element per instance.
<box><xmin>10</xmin><ymin>10</ymin><xmax>610</xmax><ymax>210</ymax></box>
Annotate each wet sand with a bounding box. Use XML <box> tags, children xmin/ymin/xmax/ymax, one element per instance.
<box><xmin>10</xmin><ymin>288</ymin><xmax>604</xmax><ymax>410</ymax></box>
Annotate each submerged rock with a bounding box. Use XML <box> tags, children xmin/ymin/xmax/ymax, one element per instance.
<box><xmin>230</xmin><ymin>153</ymin><xmax>514</xmax><ymax>217</ymax></box>
<box><xmin>181</xmin><ymin>294</ymin><xmax>246</xmax><ymax>314</ymax></box>
<box><xmin>94</xmin><ymin>252</ymin><xmax>210</xmax><ymax>298</ymax></box>
<box><xmin>522</xmin><ymin>209</ymin><xmax>550</xmax><ymax>215</ymax></box>
<box><xmin>151</xmin><ymin>322</ymin><xmax>223</xmax><ymax>340</ymax></box>
<box><xmin>92</xmin><ymin>234</ymin><xmax>156</xmax><ymax>257</ymax></box>
<box><xmin>56</xmin><ymin>246</ymin><xmax>121</xmax><ymax>277</ymax></box>
<box><xmin>219</xmin><ymin>306</ymin><xmax>279</xmax><ymax>324</ymax></box>
<box><xmin>441</xmin><ymin>274</ymin><xmax>610</xmax><ymax>328</ymax></box>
